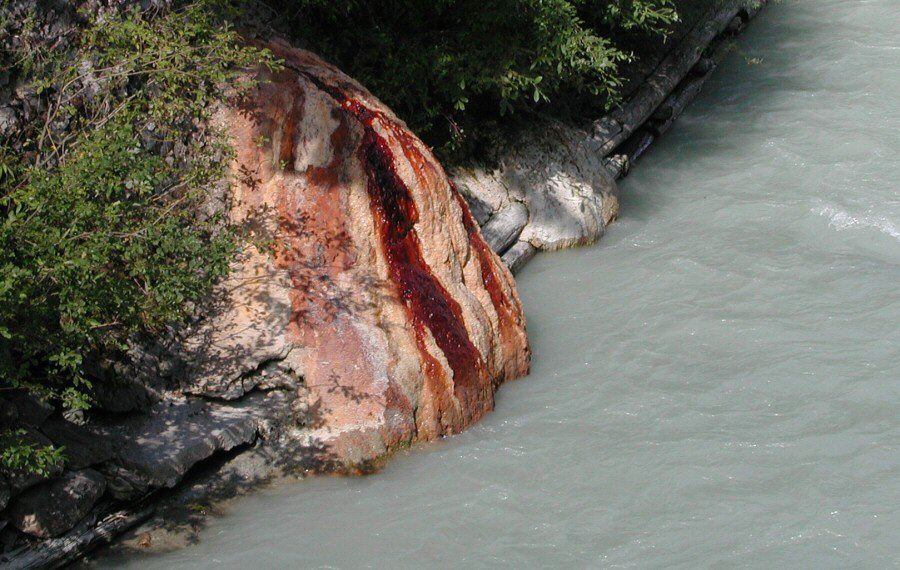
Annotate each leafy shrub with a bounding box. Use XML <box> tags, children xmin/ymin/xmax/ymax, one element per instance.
<box><xmin>0</xmin><ymin>2</ymin><xmax>276</xmax><ymax>472</ymax></box>
<box><xmin>266</xmin><ymin>0</ymin><xmax>683</xmax><ymax>155</ymax></box>
<box><xmin>0</xmin><ymin>429</ymin><xmax>65</xmax><ymax>477</ymax></box>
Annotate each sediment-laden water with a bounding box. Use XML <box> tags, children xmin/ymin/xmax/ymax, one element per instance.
<box><xmin>98</xmin><ymin>0</ymin><xmax>899</xmax><ymax>567</ymax></box>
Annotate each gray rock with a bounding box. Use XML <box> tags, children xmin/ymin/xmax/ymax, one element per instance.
<box><xmin>40</xmin><ymin>419</ymin><xmax>114</xmax><ymax>470</ymax></box>
<box><xmin>452</xmin><ymin>117</ymin><xmax>619</xmax><ymax>252</ymax></box>
<box><xmin>99</xmin><ymin>391</ymin><xmax>288</xmax><ymax>490</ymax></box>
<box><xmin>89</xmin><ymin>377</ymin><xmax>156</xmax><ymax>413</ymax></box>
<box><xmin>8</xmin><ymin>469</ymin><xmax>106</xmax><ymax>538</ymax></box>
<box><xmin>254</xmin><ymin>360</ymin><xmax>302</xmax><ymax>393</ymax></box>
<box><xmin>481</xmin><ymin>202</ymin><xmax>529</xmax><ymax>255</ymax></box>
<box><xmin>172</xmin><ymin>249</ymin><xmax>297</xmax><ymax>400</ymax></box>
<box><xmin>0</xmin><ymin>478</ymin><xmax>9</xmax><ymax>511</ymax></box>
<box><xmin>99</xmin><ymin>464</ymin><xmax>151</xmax><ymax>501</ymax></box>
<box><xmin>6</xmin><ymin>392</ymin><xmax>54</xmax><ymax>427</ymax></box>
<box><xmin>0</xmin><ymin>106</ymin><xmax>19</xmax><ymax>138</ymax></box>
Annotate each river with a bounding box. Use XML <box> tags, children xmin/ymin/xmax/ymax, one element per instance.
<box><xmin>96</xmin><ymin>0</ymin><xmax>900</xmax><ymax>567</ymax></box>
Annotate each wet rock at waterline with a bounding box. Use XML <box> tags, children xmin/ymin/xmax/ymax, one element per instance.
<box><xmin>177</xmin><ymin>43</ymin><xmax>530</xmax><ymax>468</ymax></box>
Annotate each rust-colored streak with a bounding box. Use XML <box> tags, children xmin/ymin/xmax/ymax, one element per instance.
<box><xmin>452</xmin><ymin>188</ymin><xmax>526</xmax><ymax>383</ymax></box>
<box><xmin>359</xmin><ymin>125</ymin><xmax>487</xmax><ymax>411</ymax></box>
<box><xmin>292</xmin><ymin>89</ymin><xmax>488</xmax><ymax>416</ymax></box>
<box><xmin>453</xmin><ymin>190</ymin><xmax>510</xmax><ymax>313</ymax></box>
<box><xmin>278</xmin><ymin>103</ymin><xmax>297</xmax><ymax>171</ymax></box>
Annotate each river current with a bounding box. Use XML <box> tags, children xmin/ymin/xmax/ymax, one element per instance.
<box><xmin>99</xmin><ymin>0</ymin><xmax>899</xmax><ymax>567</ymax></box>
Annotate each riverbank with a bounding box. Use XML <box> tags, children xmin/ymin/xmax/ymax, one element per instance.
<box><xmin>0</xmin><ymin>2</ymin><xmax>765</xmax><ymax>567</ymax></box>
<box><xmin>81</xmin><ymin>0</ymin><xmax>900</xmax><ymax>564</ymax></box>
<box><xmin>455</xmin><ymin>0</ymin><xmax>766</xmax><ymax>274</ymax></box>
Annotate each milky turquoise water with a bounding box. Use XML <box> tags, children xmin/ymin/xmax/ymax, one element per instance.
<box><xmin>97</xmin><ymin>1</ymin><xmax>899</xmax><ymax>567</ymax></box>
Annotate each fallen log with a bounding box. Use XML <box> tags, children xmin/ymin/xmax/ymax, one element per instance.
<box><xmin>593</xmin><ymin>0</ymin><xmax>764</xmax><ymax>156</ymax></box>
<box><xmin>2</xmin><ymin>507</ymin><xmax>154</xmax><ymax>570</ymax></box>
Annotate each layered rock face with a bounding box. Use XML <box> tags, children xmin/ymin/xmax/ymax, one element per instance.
<box><xmin>451</xmin><ymin>118</ymin><xmax>620</xmax><ymax>273</ymax></box>
<box><xmin>181</xmin><ymin>42</ymin><xmax>530</xmax><ymax>467</ymax></box>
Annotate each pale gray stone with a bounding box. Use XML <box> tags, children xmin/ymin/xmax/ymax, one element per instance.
<box><xmin>452</xmin><ymin>117</ymin><xmax>619</xmax><ymax>252</ymax></box>
<box><xmin>98</xmin><ymin>391</ymin><xmax>289</xmax><ymax>490</ymax></box>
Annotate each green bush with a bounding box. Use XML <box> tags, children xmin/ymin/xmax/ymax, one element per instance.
<box><xmin>0</xmin><ymin>2</ymin><xmax>276</xmax><ymax>472</ymax></box>
<box><xmin>268</xmin><ymin>0</ymin><xmax>683</xmax><ymax>155</ymax></box>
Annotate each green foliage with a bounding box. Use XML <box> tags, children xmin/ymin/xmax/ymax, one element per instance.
<box><xmin>0</xmin><ymin>430</ymin><xmax>64</xmax><ymax>477</ymax></box>
<box><xmin>0</xmin><ymin>2</ymin><xmax>275</xmax><ymax>473</ymax></box>
<box><xmin>599</xmin><ymin>0</ymin><xmax>680</xmax><ymax>33</ymax></box>
<box><xmin>1</xmin><ymin>120</ymin><xmax>233</xmax><ymax>404</ymax></box>
<box><xmin>269</xmin><ymin>0</ymin><xmax>683</xmax><ymax>155</ymax></box>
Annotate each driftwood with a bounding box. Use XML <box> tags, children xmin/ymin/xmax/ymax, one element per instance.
<box><xmin>501</xmin><ymin>241</ymin><xmax>538</xmax><ymax>275</ymax></box>
<box><xmin>2</xmin><ymin>508</ymin><xmax>154</xmax><ymax>570</ymax></box>
<box><xmin>593</xmin><ymin>0</ymin><xmax>762</xmax><ymax>156</ymax></box>
<box><xmin>481</xmin><ymin>202</ymin><xmax>529</xmax><ymax>255</ymax></box>
<box><xmin>599</xmin><ymin>0</ymin><xmax>767</xmax><ymax>180</ymax></box>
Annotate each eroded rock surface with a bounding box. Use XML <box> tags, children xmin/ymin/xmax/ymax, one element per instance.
<box><xmin>451</xmin><ymin>117</ymin><xmax>619</xmax><ymax>258</ymax></box>
<box><xmin>96</xmin><ymin>391</ymin><xmax>290</xmax><ymax>496</ymax></box>
<box><xmin>178</xmin><ymin>43</ymin><xmax>530</xmax><ymax>468</ymax></box>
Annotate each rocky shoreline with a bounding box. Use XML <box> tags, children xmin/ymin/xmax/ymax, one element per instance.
<box><xmin>455</xmin><ymin>0</ymin><xmax>766</xmax><ymax>275</ymax></box>
<box><xmin>0</xmin><ymin>2</ymin><xmax>764</xmax><ymax>567</ymax></box>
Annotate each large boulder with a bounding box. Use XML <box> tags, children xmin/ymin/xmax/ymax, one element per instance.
<box><xmin>8</xmin><ymin>469</ymin><xmax>106</xmax><ymax>538</ymax></box>
<box><xmin>175</xmin><ymin>43</ymin><xmax>530</xmax><ymax>468</ymax></box>
<box><xmin>39</xmin><ymin>419</ymin><xmax>114</xmax><ymax>470</ymax></box>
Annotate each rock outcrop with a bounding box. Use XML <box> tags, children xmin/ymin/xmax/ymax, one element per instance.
<box><xmin>452</xmin><ymin>117</ymin><xmax>620</xmax><ymax>269</ymax></box>
<box><xmin>451</xmin><ymin>0</ymin><xmax>766</xmax><ymax>275</ymax></box>
<box><xmin>176</xmin><ymin>42</ymin><xmax>530</xmax><ymax>468</ymax></box>
<box><xmin>0</xmin><ymin>0</ymin><xmax>768</xmax><ymax>561</ymax></box>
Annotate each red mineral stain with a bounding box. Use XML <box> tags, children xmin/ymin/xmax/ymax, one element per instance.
<box><xmin>359</xmin><ymin>125</ymin><xmax>487</xmax><ymax>413</ymax></box>
<box><xmin>451</xmin><ymin>188</ymin><xmax>529</xmax><ymax>382</ymax></box>
<box><xmin>303</xmin><ymin>78</ymin><xmax>490</xmax><ymax>419</ymax></box>
<box><xmin>453</xmin><ymin>189</ymin><xmax>510</xmax><ymax>313</ymax></box>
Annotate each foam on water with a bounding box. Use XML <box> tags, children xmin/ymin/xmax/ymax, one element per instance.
<box><xmin>813</xmin><ymin>203</ymin><xmax>900</xmax><ymax>241</ymax></box>
<box><xmin>94</xmin><ymin>1</ymin><xmax>900</xmax><ymax>568</ymax></box>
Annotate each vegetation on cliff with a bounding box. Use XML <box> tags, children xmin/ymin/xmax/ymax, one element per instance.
<box><xmin>0</xmin><ymin>1</ymin><xmax>275</xmax><ymax>474</ymax></box>
<box><xmin>0</xmin><ymin>0</ymin><xmax>713</xmax><ymax>473</ymax></box>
